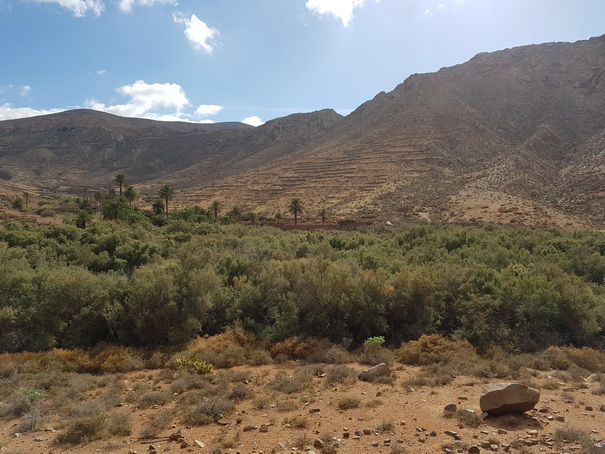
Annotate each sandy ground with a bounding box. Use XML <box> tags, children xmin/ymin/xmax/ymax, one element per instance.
<box><xmin>1</xmin><ymin>363</ymin><xmax>604</xmax><ymax>454</ymax></box>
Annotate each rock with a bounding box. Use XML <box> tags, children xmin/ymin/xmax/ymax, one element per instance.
<box><xmin>479</xmin><ymin>383</ymin><xmax>540</xmax><ymax>416</ymax></box>
<box><xmin>194</xmin><ymin>440</ymin><xmax>205</xmax><ymax>448</ymax></box>
<box><xmin>313</xmin><ymin>439</ymin><xmax>324</xmax><ymax>449</ymax></box>
<box><xmin>468</xmin><ymin>446</ymin><xmax>481</xmax><ymax>454</ymax></box>
<box><xmin>243</xmin><ymin>425</ymin><xmax>258</xmax><ymax>432</ymax></box>
<box><xmin>600</xmin><ymin>405</ymin><xmax>605</xmax><ymax>412</ymax></box>
<box><xmin>444</xmin><ymin>403</ymin><xmax>457</xmax><ymax>412</ymax></box>
<box><xmin>259</xmin><ymin>424</ymin><xmax>269</xmax><ymax>433</ymax></box>
<box><xmin>358</xmin><ymin>363</ymin><xmax>391</xmax><ymax>382</ymax></box>
<box><xmin>555</xmin><ymin>416</ymin><xmax>565</xmax><ymax>422</ymax></box>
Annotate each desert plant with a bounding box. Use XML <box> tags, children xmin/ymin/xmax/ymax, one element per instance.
<box><xmin>284</xmin><ymin>415</ymin><xmax>308</xmax><ymax>428</ymax></box>
<box><xmin>173</xmin><ymin>357</ymin><xmax>213</xmax><ymax>375</ymax></box>
<box><xmin>337</xmin><ymin>397</ymin><xmax>360</xmax><ymax>410</ymax></box>
<box><xmin>140</xmin><ymin>411</ymin><xmax>171</xmax><ymax>438</ymax></box>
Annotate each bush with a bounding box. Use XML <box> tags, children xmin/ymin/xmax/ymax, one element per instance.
<box><xmin>173</xmin><ymin>357</ymin><xmax>213</xmax><ymax>374</ymax></box>
<box><xmin>283</xmin><ymin>415</ymin><xmax>308</xmax><ymax>428</ymax></box>
<box><xmin>396</xmin><ymin>335</ymin><xmax>477</xmax><ymax>366</ymax></box>
<box><xmin>337</xmin><ymin>397</ymin><xmax>360</xmax><ymax>410</ymax></box>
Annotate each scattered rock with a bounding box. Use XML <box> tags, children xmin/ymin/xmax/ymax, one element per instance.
<box><xmin>358</xmin><ymin>363</ymin><xmax>391</xmax><ymax>382</ymax></box>
<box><xmin>479</xmin><ymin>383</ymin><xmax>540</xmax><ymax>416</ymax></box>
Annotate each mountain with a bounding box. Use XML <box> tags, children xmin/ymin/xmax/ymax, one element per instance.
<box><xmin>1</xmin><ymin>35</ymin><xmax>604</xmax><ymax>227</ymax></box>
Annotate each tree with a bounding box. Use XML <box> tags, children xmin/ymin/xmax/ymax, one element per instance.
<box><xmin>288</xmin><ymin>198</ymin><xmax>304</xmax><ymax>226</ymax></box>
<box><xmin>151</xmin><ymin>199</ymin><xmax>165</xmax><ymax>216</ymax></box>
<box><xmin>114</xmin><ymin>174</ymin><xmax>126</xmax><ymax>197</ymax></box>
<box><xmin>23</xmin><ymin>192</ymin><xmax>30</xmax><ymax>209</ymax></box>
<box><xmin>318</xmin><ymin>208</ymin><xmax>328</xmax><ymax>223</ymax></box>
<box><xmin>124</xmin><ymin>185</ymin><xmax>138</xmax><ymax>207</ymax></box>
<box><xmin>101</xmin><ymin>198</ymin><xmax>129</xmax><ymax>221</ymax></box>
<box><xmin>93</xmin><ymin>191</ymin><xmax>105</xmax><ymax>205</ymax></box>
<box><xmin>227</xmin><ymin>206</ymin><xmax>242</xmax><ymax>220</ymax></box>
<box><xmin>159</xmin><ymin>185</ymin><xmax>174</xmax><ymax>217</ymax></box>
<box><xmin>211</xmin><ymin>200</ymin><xmax>222</xmax><ymax>221</ymax></box>
<box><xmin>75</xmin><ymin>210</ymin><xmax>93</xmax><ymax>228</ymax></box>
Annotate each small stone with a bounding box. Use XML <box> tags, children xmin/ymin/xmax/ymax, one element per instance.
<box><xmin>216</xmin><ymin>418</ymin><xmax>230</xmax><ymax>426</ymax></box>
<box><xmin>243</xmin><ymin>425</ymin><xmax>258</xmax><ymax>432</ymax></box>
<box><xmin>585</xmin><ymin>406</ymin><xmax>593</xmax><ymax>411</ymax></box>
<box><xmin>458</xmin><ymin>395</ymin><xmax>468</xmax><ymax>400</ymax></box>
<box><xmin>555</xmin><ymin>416</ymin><xmax>565</xmax><ymax>422</ymax></box>
<box><xmin>309</xmin><ymin>408</ymin><xmax>321</xmax><ymax>413</ymax></box>
<box><xmin>363</xmin><ymin>428</ymin><xmax>372</xmax><ymax>435</ymax></box>
<box><xmin>259</xmin><ymin>424</ymin><xmax>269</xmax><ymax>433</ymax></box>
<box><xmin>180</xmin><ymin>441</ymin><xmax>189</xmax><ymax>448</ymax></box>
<box><xmin>469</xmin><ymin>446</ymin><xmax>481</xmax><ymax>454</ymax></box>
<box><xmin>194</xmin><ymin>440</ymin><xmax>205</xmax><ymax>448</ymax></box>
<box><xmin>498</xmin><ymin>429</ymin><xmax>507</xmax><ymax>434</ymax></box>
<box><xmin>313</xmin><ymin>439</ymin><xmax>324</xmax><ymax>449</ymax></box>
<box><xmin>444</xmin><ymin>403</ymin><xmax>458</xmax><ymax>412</ymax></box>
<box><xmin>445</xmin><ymin>430</ymin><xmax>458</xmax><ymax>437</ymax></box>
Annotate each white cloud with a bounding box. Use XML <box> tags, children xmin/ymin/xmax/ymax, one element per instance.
<box><xmin>173</xmin><ymin>12</ymin><xmax>218</xmax><ymax>53</ymax></box>
<box><xmin>0</xmin><ymin>103</ymin><xmax>63</xmax><ymax>121</ymax></box>
<box><xmin>242</xmin><ymin>116</ymin><xmax>264</xmax><ymax>127</ymax></box>
<box><xmin>26</xmin><ymin>0</ymin><xmax>105</xmax><ymax>17</ymax></box>
<box><xmin>306</xmin><ymin>0</ymin><xmax>377</xmax><ymax>26</ymax></box>
<box><xmin>118</xmin><ymin>0</ymin><xmax>177</xmax><ymax>13</ymax></box>
<box><xmin>20</xmin><ymin>85</ymin><xmax>31</xmax><ymax>96</ymax></box>
<box><xmin>96</xmin><ymin>69</ymin><xmax>106</xmax><ymax>75</ymax></box>
<box><xmin>195</xmin><ymin>104</ymin><xmax>222</xmax><ymax>116</ymax></box>
<box><xmin>85</xmin><ymin>80</ymin><xmax>190</xmax><ymax>119</ymax></box>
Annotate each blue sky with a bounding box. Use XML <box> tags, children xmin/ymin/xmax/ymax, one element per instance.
<box><xmin>0</xmin><ymin>0</ymin><xmax>603</xmax><ymax>126</ymax></box>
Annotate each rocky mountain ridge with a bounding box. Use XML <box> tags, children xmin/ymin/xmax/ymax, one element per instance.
<box><xmin>1</xmin><ymin>35</ymin><xmax>604</xmax><ymax>227</ymax></box>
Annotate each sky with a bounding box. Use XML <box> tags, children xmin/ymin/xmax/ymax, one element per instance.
<box><xmin>0</xmin><ymin>0</ymin><xmax>603</xmax><ymax>126</ymax></box>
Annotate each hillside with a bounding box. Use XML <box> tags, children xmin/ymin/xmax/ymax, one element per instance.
<box><xmin>1</xmin><ymin>35</ymin><xmax>604</xmax><ymax>227</ymax></box>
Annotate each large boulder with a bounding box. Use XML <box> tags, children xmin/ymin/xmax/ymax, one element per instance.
<box><xmin>358</xmin><ymin>363</ymin><xmax>391</xmax><ymax>382</ymax></box>
<box><xmin>480</xmin><ymin>383</ymin><xmax>540</xmax><ymax>416</ymax></box>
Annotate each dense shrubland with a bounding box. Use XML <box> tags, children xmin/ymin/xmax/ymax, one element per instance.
<box><xmin>1</xmin><ymin>217</ymin><xmax>605</xmax><ymax>354</ymax></box>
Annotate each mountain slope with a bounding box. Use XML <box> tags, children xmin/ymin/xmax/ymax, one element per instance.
<box><xmin>1</xmin><ymin>35</ymin><xmax>604</xmax><ymax>227</ymax></box>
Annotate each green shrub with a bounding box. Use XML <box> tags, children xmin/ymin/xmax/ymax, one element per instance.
<box><xmin>173</xmin><ymin>357</ymin><xmax>213</xmax><ymax>374</ymax></box>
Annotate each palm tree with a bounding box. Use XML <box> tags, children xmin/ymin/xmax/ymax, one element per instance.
<box><xmin>75</xmin><ymin>210</ymin><xmax>93</xmax><ymax>228</ymax></box>
<box><xmin>288</xmin><ymin>198</ymin><xmax>304</xmax><ymax>226</ymax></box>
<box><xmin>211</xmin><ymin>200</ymin><xmax>222</xmax><ymax>221</ymax></box>
<box><xmin>151</xmin><ymin>199</ymin><xmax>164</xmax><ymax>216</ymax></box>
<box><xmin>114</xmin><ymin>174</ymin><xmax>126</xmax><ymax>197</ymax></box>
<box><xmin>318</xmin><ymin>208</ymin><xmax>328</xmax><ymax>223</ymax></box>
<box><xmin>159</xmin><ymin>184</ymin><xmax>175</xmax><ymax>217</ymax></box>
<box><xmin>124</xmin><ymin>185</ymin><xmax>138</xmax><ymax>207</ymax></box>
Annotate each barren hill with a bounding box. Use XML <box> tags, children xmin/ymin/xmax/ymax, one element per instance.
<box><xmin>1</xmin><ymin>35</ymin><xmax>604</xmax><ymax>227</ymax></box>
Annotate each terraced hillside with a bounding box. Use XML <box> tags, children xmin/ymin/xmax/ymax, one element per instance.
<box><xmin>1</xmin><ymin>35</ymin><xmax>604</xmax><ymax>227</ymax></box>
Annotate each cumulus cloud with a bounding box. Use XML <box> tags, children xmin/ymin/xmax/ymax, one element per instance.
<box><xmin>20</xmin><ymin>85</ymin><xmax>32</xmax><ymax>96</ymax></box>
<box><xmin>195</xmin><ymin>104</ymin><xmax>222</xmax><ymax>116</ymax></box>
<box><xmin>26</xmin><ymin>0</ymin><xmax>105</xmax><ymax>17</ymax></box>
<box><xmin>85</xmin><ymin>80</ymin><xmax>190</xmax><ymax>120</ymax></box>
<box><xmin>173</xmin><ymin>12</ymin><xmax>219</xmax><ymax>53</ymax></box>
<box><xmin>118</xmin><ymin>0</ymin><xmax>177</xmax><ymax>13</ymax></box>
<box><xmin>306</xmin><ymin>0</ymin><xmax>378</xmax><ymax>26</ymax></box>
<box><xmin>0</xmin><ymin>103</ymin><xmax>63</xmax><ymax>121</ymax></box>
<box><xmin>242</xmin><ymin>116</ymin><xmax>264</xmax><ymax>127</ymax></box>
